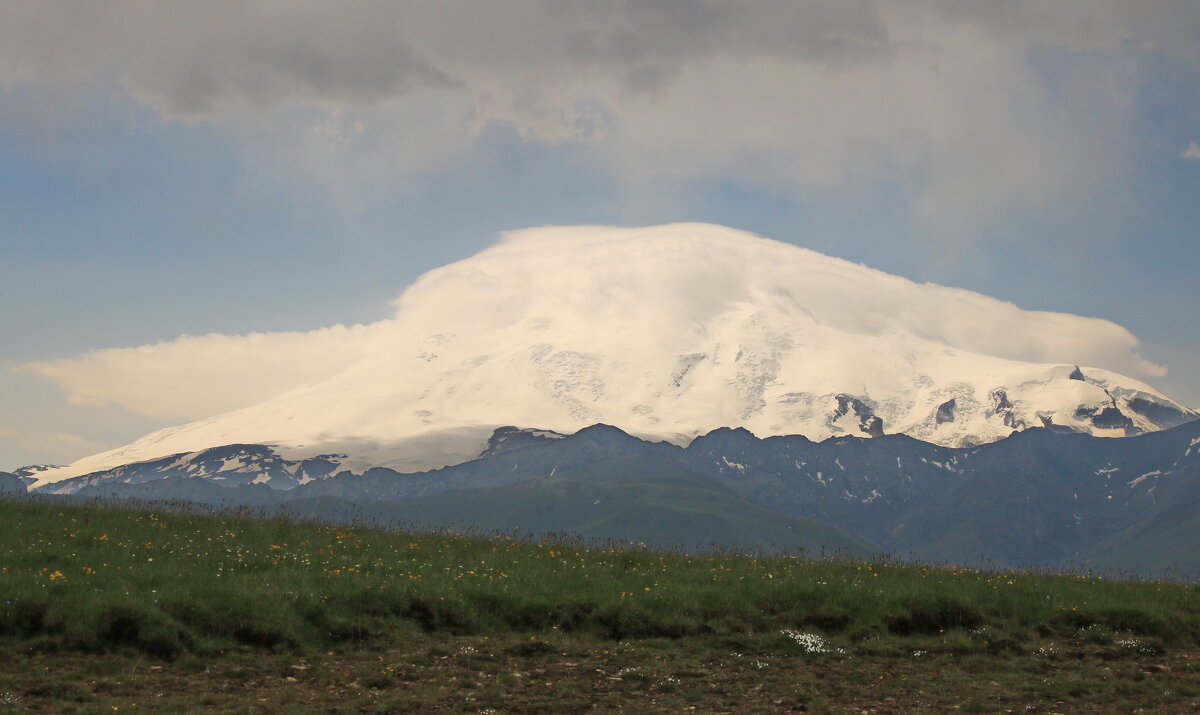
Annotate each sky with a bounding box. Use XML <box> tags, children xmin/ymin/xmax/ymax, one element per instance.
<box><xmin>2</xmin><ymin>1</ymin><xmax>1199</xmax><ymax>470</ymax></box>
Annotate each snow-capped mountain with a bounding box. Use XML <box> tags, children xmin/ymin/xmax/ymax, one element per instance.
<box><xmin>32</xmin><ymin>444</ymin><xmax>355</xmax><ymax>495</ymax></box>
<box><xmin>26</xmin><ymin>223</ymin><xmax>1194</xmax><ymax>488</ymax></box>
<box><xmin>11</xmin><ymin>465</ymin><xmax>61</xmax><ymax>487</ymax></box>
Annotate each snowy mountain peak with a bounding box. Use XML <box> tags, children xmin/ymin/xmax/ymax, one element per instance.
<box><xmin>27</xmin><ymin>223</ymin><xmax>1194</xmax><ymax>488</ymax></box>
<box><xmin>476</xmin><ymin>426</ymin><xmax>567</xmax><ymax>459</ymax></box>
<box><xmin>12</xmin><ymin>464</ymin><xmax>62</xmax><ymax>487</ymax></box>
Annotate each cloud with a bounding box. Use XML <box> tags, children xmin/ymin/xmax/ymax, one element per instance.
<box><xmin>0</xmin><ymin>2</ymin><xmax>455</xmax><ymax>117</ymax></box>
<box><xmin>2</xmin><ymin>2</ymin><xmax>1198</xmax><ymax>229</ymax></box>
<box><xmin>400</xmin><ymin>224</ymin><xmax>1168</xmax><ymax>379</ymax></box>
<box><xmin>21</xmin><ymin>224</ymin><xmax>1170</xmax><ymax>425</ymax></box>
<box><xmin>0</xmin><ymin>426</ymin><xmax>108</xmax><ymax>463</ymax></box>
<box><xmin>1184</xmin><ymin>141</ymin><xmax>1200</xmax><ymax>160</ymax></box>
<box><xmin>21</xmin><ymin>324</ymin><xmax>377</xmax><ymax>420</ymax></box>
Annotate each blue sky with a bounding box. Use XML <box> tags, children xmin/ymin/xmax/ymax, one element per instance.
<box><xmin>2</xmin><ymin>1</ymin><xmax>1199</xmax><ymax>469</ymax></box>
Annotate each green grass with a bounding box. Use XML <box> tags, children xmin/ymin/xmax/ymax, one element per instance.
<box><xmin>0</xmin><ymin>495</ymin><xmax>1196</xmax><ymax>661</ymax></box>
<box><xmin>2</xmin><ymin>496</ymin><xmax>1199</xmax><ymax>712</ymax></box>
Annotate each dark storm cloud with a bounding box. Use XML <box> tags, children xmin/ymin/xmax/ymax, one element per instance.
<box><xmin>0</xmin><ymin>1</ymin><xmax>896</xmax><ymax>116</ymax></box>
<box><xmin>0</xmin><ymin>2</ymin><xmax>454</xmax><ymax>115</ymax></box>
<box><xmin>0</xmin><ymin>1</ymin><xmax>1196</xmax><ymax>224</ymax></box>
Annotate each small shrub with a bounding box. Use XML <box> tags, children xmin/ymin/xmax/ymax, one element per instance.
<box><xmin>343</xmin><ymin>589</ymin><xmax>410</xmax><ymax>618</ymax></box>
<box><xmin>941</xmin><ymin>631</ymin><xmax>983</xmax><ymax>655</ymax></box>
<box><xmin>0</xmin><ymin>598</ymin><xmax>47</xmax><ymax>638</ymax></box>
<box><xmin>93</xmin><ymin>604</ymin><xmax>191</xmax><ymax>659</ymax></box>
<box><xmin>324</xmin><ymin>619</ymin><xmax>373</xmax><ymax>644</ymax></box>
<box><xmin>297</xmin><ymin>600</ymin><xmax>333</xmax><ymax>628</ymax></box>
<box><xmin>478</xmin><ymin>594</ymin><xmax>591</xmax><ymax>631</ymax></box>
<box><xmin>1091</xmin><ymin>606</ymin><xmax>1173</xmax><ymax>641</ymax></box>
<box><xmin>22</xmin><ymin>681</ymin><xmax>91</xmax><ymax>702</ymax></box>
<box><xmin>799</xmin><ymin>611</ymin><xmax>851</xmax><ymax>632</ymax></box>
<box><xmin>504</xmin><ymin>640</ymin><xmax>557</xmax><ymax>657</ymax></box>
<box><xmin>595</xmin><ymin>605</ymin><xmax>697</xmax><ymax>640</ymax></box>
<box><xmin>886</xmin><ymin>598</ymin><xmax>982</xmax><ymax>635</ymax></box>
<box><xmin>968</xmin><ymin>626</ymin><xmax>1022</xmax><ymax>655</ymax></box>
<box><xmin>1077</xmin><ymin>624</ymin><xmax>1114</xmax><ymax>646</ymax></box>
<box><xmin>403</xmin><ymin>597</ymin><xmax>478</xmax><ymax>634</ymax></box>
<box><xmin>360</xmin><ymin>673</ymin><xmax>397</xmax><ymax>690</ymax></box>
<box><xmin>230</xmin><ymin>621</ymin><xmax>297</xmax><ymax>649</ymax></box>
<box><xmin>164</xmin><ymin>598</ymin><xmax>296</xmax><ymax>650</ymax></box>
<box><xmin>1054</xmin><ymin>606</ymin><xmax>1179</xmax><ymax>643</ymax></box>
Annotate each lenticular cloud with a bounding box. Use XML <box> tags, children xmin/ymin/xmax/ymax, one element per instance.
<box><xmin>392</xmin><ymin>224</ymin><xmax>1162</xmax><ymax>376</ymax></box>
<box><xmin>28</xmin><ymin>223</ymin><xmax>1189</xmax><ymax>485</ymax></box>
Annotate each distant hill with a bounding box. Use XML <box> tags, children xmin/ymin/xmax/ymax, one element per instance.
<box><xmin>74</xmin><ymin>455</ymin><xmax>870</xmax><ymax>557</ymax></box>
<box><xmin>326</xmin><ymin>459</ymin><xmax>871</xmax><ymax>556</ymax></box>
<box><xmin>58</xmin><ymin>418</ymin><xmax>1200</xmax><ymax>576</ymax></box>
<box><xmin>0</xmin><ymin>472</ymin><xmax>26</xmax><ymax>495</ymax></box>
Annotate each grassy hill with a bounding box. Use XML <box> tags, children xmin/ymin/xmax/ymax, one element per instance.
<box><xmin>61</xmin><ymin>419</ymin><xmax>1200</xmax><ymax>578</ymax></box>
<box><xmin>0</xmin><ymin>496</ymin><xmax>1198</xmax><ymax>712</ymax></box>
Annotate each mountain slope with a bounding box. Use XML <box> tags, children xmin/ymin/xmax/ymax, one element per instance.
<box><xmin>50</xmin><ymin>420</ymin><xmax>1200</xmax><ymax>575</ymax></box>
<box><xmin>0</xmin><ymin>472</ymin><xmax>26</xmax><ymax>495</ymax></box>
<box><xmin>73</xmin><ymin>455</ymin><xmax>870</xmax><ymax>557</ymax></box>
<box><xmin>29</xmin><ymin>223</ymin><xmax>1192</xmax><ymax>488</ymax></box>
<box><xmin>883</xmin><ymin>422</ymin><xmax>1200</xmax><ymax>569</ymax></box>
<box><xmin>35</xmin><ymin>444</ymin><xmax>353</xmax><ymax>495</ymax></box>
<box><xmin>287</xmin><ymin>459</ymin><xmax>871</xmax><ymax>556</ymax></box>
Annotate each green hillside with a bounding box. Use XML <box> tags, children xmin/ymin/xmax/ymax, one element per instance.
<box><xmin>0</xmin><ymin>496</ymin><xmax>1198</xmax><ymax>712</ymax></box>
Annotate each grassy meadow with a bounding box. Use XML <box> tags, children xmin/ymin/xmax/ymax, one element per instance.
<box><xmin>0</xmin><ymin>495</ymin><xmax>1198</xmax><ymax>712</ymax></box>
